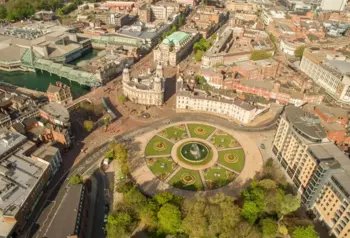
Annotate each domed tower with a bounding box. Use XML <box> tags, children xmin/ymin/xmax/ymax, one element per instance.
<box><xmin>122</xmin><ymin>67</ymin><xmax>130</xmax><ymax>83</ymax></box>
<box><xmin>155</xmin><ymin>63</ymin><xmax>164</xmax><ymax>79</ymax></box>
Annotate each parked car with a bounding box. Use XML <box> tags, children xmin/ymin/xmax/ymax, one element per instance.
<box><xmin>260</xmin><ymin>143</ymin><xmax>265</xmax><ymax>150</ymax></box>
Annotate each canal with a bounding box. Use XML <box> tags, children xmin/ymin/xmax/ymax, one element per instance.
<box><xmin>0</xmin><ymin>49</ymin><xmax>101</xmax><ymax>98</ymax></box>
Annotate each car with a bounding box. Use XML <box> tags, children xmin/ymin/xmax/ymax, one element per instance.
<box><xmin>104</xmin><ymin>214</ymin><xmax>108</xmax><ymax>223</ymax></box>
<box><xmin>260</xmin><ymin>143</ymin><xmax>265</xmax><ymax>150</ymax></box>
<box><xmin>104</xmin><ymin>204</ymin><xmax>109</xmax><ymax>212</ymax></box>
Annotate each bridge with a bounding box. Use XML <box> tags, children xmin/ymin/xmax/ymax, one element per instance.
<box><xmin>21</xmin><ymin>48</ymin><xmax>101</xmax><ymax>87</ymax></box>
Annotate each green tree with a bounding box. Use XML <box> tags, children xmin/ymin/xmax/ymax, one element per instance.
<box><xmin>83</xmin><ymin>120</ymin><xmax>94</xmax><ymax>132</ymax></box>
<box><xmin>194</xmin><ymin>50</ymin><xmax>204</xmax><ymax>61</ymax></box>
<box><xmin>279</xmin><ymin>225</ymin><xmax>288</xmax><ymax>236</ymax></box>
<box><xmin>182</xmin><ymin>200</ymin><xmax>207</xmax><ymax>238</ymax></box>
<box><xmin>106</xmin><ymin>213</ymin><xmax>133</xmax><ymax>238</ymax></box>
<box><xmin>157</xmin><ymin>203</ymin><xmax>182</xmax><ymax>234</ymax></box>
<box><xmin>177</xmin><ymin>14</ymin><xmax>185</xmax><ymax>27</ymax></box>
<box><xmin>154</xmin><ymin>192</ymin><xmax>176</xmax><ymax>205</ymax></box>
<box><xmin>104</xmin><ymin>117</ymin><xmax>110</xmax><ymax>130</ymax></box>
<box><xmin>70</xmin><ymin>174</ymin><xmax>83</xmax><ymax>184</ymax></box>
<box><xmin>139</xmin><ymin>200</ymin><xmax>159</xmax><ymax>228</ymax></box>
<box><xmin>292</xmin><ymin>226</ymin><xmax>319</xmax><ymax>238</ymax></box>
<box><xmin>241</xmin><ymin>201</ymin><xmax>260</xmax><ymax>224</ymax></box>
<box><xmin>227</xmin><ymin>221</ymin><xmax>261</xmax><ymax>238</ymax></box>
<box><xmin>0</xmin><ymin>5</ymin><xmax>7</xmax><ymax>19</ymax></box>
<box><xmin>294</xmin><ymin>45</ymin><xmax>306</xmax><ymax>58</ymax></box>
<box><xmin>261</xmin><ymin>218</ymin><xmax>278</xmax><ymax>238</ymax></box>
<box><xmin>119</xmin><ymin>95</ymin><xmax>128</xmax><ymax>103</ymax></box>
<box><xmin>279</xmin><ymin>194</ymin><xmax>300</xmax><ymax>218</ymax></box>
<box><xmin>250</xmin><ymin>50</ymin><xmax>272</xmax><ymax>61</ymax></box>
<box><xmin>123</xmin><ymin>187</ymin><xmax>147</xmax><ymax>210</ymax></box>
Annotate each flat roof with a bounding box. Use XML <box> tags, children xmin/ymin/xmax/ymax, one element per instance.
<box><xmin>315</xmin><ymin>105</ymin><xmax>348</xmax><ymax>118</ymax></box>
<box><xmin>32</xmin><ymin>144</ymin><xmax>59</xmax><ymax>162</ymax></box>
<box><xmin>40</xmin><ymin>102</ymin><xmax>70</xmax><ymax>123</ymax></box>
<box><xmin>285</xmin><ymin>106</ymin><xmax>327</xmax><ymax>141</ymax></box>
<box><xmin>325</xmin><ymin>60</ymin><xmax>350</xmax><ymax>74</ymax></box>
<box><xmin>0</xmin><ymin>130</ymin><xmax>27</xmax><ymax>158</ymax></box>
<box><xmin>45</xmin><ymin>184</ymin><xmax>85</xmax><ymax>238</ymax></box>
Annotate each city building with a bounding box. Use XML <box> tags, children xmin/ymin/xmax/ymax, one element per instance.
<box><xmin>39</xmin><ymin>102</ymin><xmax>70</xmax><ymax>128</ymax></box>
<box><xmin>154</xmin><ymin>31</ymin><xmax>200</xmax><ymax>66</ymax></box>
<box><xmin>260</xmin><ymin>9</ymin><xmax>286</xmax><ymax>25</ymax></box>
<box><xmin>300</xmin><ymin>48</ymin><xmax>350</xmax><ymax>105</ymax></box>
<box><xmin>82</xmin><ymin>49</ymin><xmax>135</xmax><ymax>83</ymax></box>
<box><xmin>31</xmin><ymin>143</ymin><xmax>63</xmax><ymax>175</ymax></box>
<box><xmin>231</xmin><ymin>59</ymin><xmax>279</xmax><ymax>81</ymax></box>
<box><xmin>176</xmin><ymin>76</ymin><xmax>269</xmax><ymax>123</ymax></box>
<box><xmin>272</xmin><ymin>106</ymin><xmax>350</xmax><ymax>238</ymax></box>
<box><xmin>44</xmin><ymin>183</ymin><xmax>89</xmax><ymax>238</ymax></box>
<box><xmin>138</xmin><ymin>2</ymin><xmax>180</xmax><ymax>23</ymax></box>
<box><xmin>46</xmin><ymin>82</ymin><xmax>73</xmax><ymax>105</ymax></box>
<box><xmin>183</xmin><ymin>6</ymin><xmax>228</xmax><ymax>39</ymax></box>
<box><xmin>201</xmin><ymin>26</ymin><xmax>274</xmax><ymax>68</ymax></box>
<box><xmin>0</xmin><ymin>130</ymin><xmax>52</xmax><ymax>237</ymax></box>
<box><xmin>33</xmin><ymin>10</ymin><xmax>56</xmax><ymax>21</ymax></box>
<box><xmin>320</xmin><ymin>0</ymin><xmax>347</xmax><ymax>11</ymax></box>
<box><xmin>117</xmin><ymin>21</ymin><xmax>172</xmax><ymax>47</ymax></box>
<box><xmin>122</xmin><ymin>64</ymin><xmax>165</xmax><ymax>106</ymax></box>
<box><xmin>279</xmin><ymin>38</ymin><xmax>306</xmax><ymax>56</ymax></box>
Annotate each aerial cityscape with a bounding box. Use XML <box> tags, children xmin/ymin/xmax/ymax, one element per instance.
<box><xmin>0</xmin><ymin>0</ymin><xmax>350</xmax><ymax>237</ymax></box>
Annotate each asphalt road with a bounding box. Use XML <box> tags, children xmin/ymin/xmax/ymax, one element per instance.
<box><xmin>92</xmin><ymin>170</ymin><xmax>108</xmax><ymax>238</ymax></box>
<box><xmin>21</xmin><ymin>112</ymin><xmax>279</xmax><ymax>238</ymax></box>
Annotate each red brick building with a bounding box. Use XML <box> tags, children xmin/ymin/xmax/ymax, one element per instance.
<box><xmin>314</xmin><ymin>105</ymin><xmax>348</xmax><ymax>127</ymax></box>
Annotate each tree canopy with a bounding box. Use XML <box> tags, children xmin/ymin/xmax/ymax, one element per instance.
<box><xmin>83</xmin><ymin>120</ymin><xmax>94</xmax><ymax>132</ymax></box>
<box><xmin>69</xmin><ymin>174</ymin><xmax>83</xmax><ymax>184</ymax></box>
<box><xmin>294</xmin><ymin>45</ymin><xmax>306</xmax><ymax>58</ymax></box>
<box><xmin>292</xmin><ymin>226</ymin><xmax>319</xmax><ymax>238</ymax></box>
<box><xmin>250</xmin><ymin>50</ymin><xmax>272</xmax><ymax>61</ymax></box>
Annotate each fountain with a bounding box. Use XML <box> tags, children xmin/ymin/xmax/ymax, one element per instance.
<box><xmin>180</xmin><ymin>142</ymin><xmax>209</xmax><ymax>162</ymax></box>
<box><xmin>190</xmin><ymin>143</ymin><xmax>201</xmax><ymax>160</ymax></box>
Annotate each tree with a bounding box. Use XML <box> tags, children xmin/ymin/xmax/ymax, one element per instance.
<box><xmin>279</xmin><ymin>225</ymin><xmax>288</xmax><ymax>236</ymax></box>
<box><xmin>292</xmin><ymin>226</ymin><xmax>319</xmax><ymax>238</ymax></box>
<box><xmin>261</xmin><ymin>218</ymin><xmax>278</xmax><ymax>238</ymax></box>
<box><xmin>250</xmin><ymin>50</ymin><xmax>272</xmax><ymax>61</ymax></box>
<box><xmin>104</xmin><ymin>117</ymin><xmax>110</xmax><ymax>131</ymax></box>
<box><xmin>157</xmin><ymin>203</ymin><xmax>182</xmax><ymax>234</ymax></box>
<box><xmin>0</xmin><ymin>5</ymin><xmax>7</xmax><ymax>19</ymax></box>
<box><xmin>70</xmin><ymin>174</ymin><xmax>83</xmax><ymax>184</ymax></box>
<box><xmin>139</xmin><ymin>200</ymin><xmax>159</xmax><ymax>229</ymax></box>
<box><xmin>294</xmin><ymin>46</ymin><xmax>305</xmax><ymax>58</ymax></box>
<box><xmin>182</xmin><ymin>200</ymin><xmax>207</xmax><ymax>238</ymax></box>
<box><xmin>119</xmin><ymin>95</ymin><xmax>128</xmax><ymax>103</ymax></box>
<box><xmin>241</xmin><ymin>201</ymin><xmax>260</xmax><ymax>224</ymax></box>
<box><xmin>123</xmin><ymin>187</ymin><xmax>147</xmax><ymax>210</ymax></box>
<box><xmin>177</xmin><ymin>14</ymin><xmax>185</xmax><ymax>27</ymax></box>
<box><xmin>279</xmin><ymin>194</ymin><xmax>300</xmax><ymax>218</ymax></box>
<box><xmin>83</xmin><ymin>120</ymin><xmax>94</xmax><ymax>132</ymax></box>
<box><xmin>194</xmin><ymin>50</ymin><xmax>204</xmax><ymax>61</ymax></box>
<box><xmin>106</xmin><ymin>212</ymin><xmax>133</xmax><ymax>238</ymax></box>
<box><xmin>227</xmin><ymin>221</ymin><xmax>261</xmax><ymax>238</ymax></box>
<box><xmin>154</xmin><ymin>192</ymin><xmax>176</xmax><ymax>205</ymax></box>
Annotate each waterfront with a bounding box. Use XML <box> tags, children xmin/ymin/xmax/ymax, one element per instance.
<box><xmin>0</xmin><ymin>70</ymin><xmax>90</xmax><ymax>99</ymax></box>
<box><xmin>0</xmin><ymin>49</ymin><xmax>102</xmax><ymax>98</ymax></box>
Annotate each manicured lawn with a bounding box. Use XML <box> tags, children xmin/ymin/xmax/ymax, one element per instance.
<box><xmin>204</xmin><ymin>166</ymin><xmax>237</xmax><ymax>188</ymax></box>
<box><xmin>187</xmin><ymin>123</ymin><xmax>215</xmax><ymax>139</ymax></box>
<box><xmin>147</xmin><ymin>157</ymin><xmax>177</xmax><ymax>180</ymax></box>
<box><xmin>160</xmin><ymin>125</ymin><xmax>188</xmax><ymax>141</ymax></box>
<box><xmin>169</xmin><ymin>168</ymin><xmax>203</xmax><ymax>191</ymax></box>
<box><xmin>217</xmin><ymin>148</ymin><xmax>245</xmax><ymax>173</ymax></box>
<box><xmin>210</xmin><ymin>132</ymin><xmax>240</xmax><ymax>149</ymax></box>
<box><xmin>145</xmin><ymin>136</ymin><xmax>174</xmax><ymax>156</ymax></box>
<box><xmin>176</xmin><ymin>141</ymin><xmax>214</xmax><ymax>166</ymax></box>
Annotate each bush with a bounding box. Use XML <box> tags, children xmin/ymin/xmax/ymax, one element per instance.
<box><xmin>83</xmin><ymin>120</ymin><xmax>94</xmax><ymax>132</ymax></box>
<box><xmin>119</xmin><ymin>95</ymin><xmax>128</xmax><ymax>103</ymax></box>
<box><xmin>70</xmin><ymin>174</ymin><xmax>83</xmax><ymax>184</ymax></box>
<box><xmin>116</xmin><ymin>181</ymin><xmax>135</xmax><ymax>194</ymax></box>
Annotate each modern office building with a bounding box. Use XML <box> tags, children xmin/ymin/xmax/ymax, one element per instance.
<box><xmin>272</xmin><ymin>106</ymin><xmax>350</xmax><ymax>238</ymax></box>
<box><xmin>300</xmin><ymin>48</ymin><xmax>350</xmax><ymax>105</ymax></box>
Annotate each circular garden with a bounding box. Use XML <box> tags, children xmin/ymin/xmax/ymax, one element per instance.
<box><xmin>144</xmin><ymin>123</ymin><xmax>246</xmax><ymax>191</ymax></box>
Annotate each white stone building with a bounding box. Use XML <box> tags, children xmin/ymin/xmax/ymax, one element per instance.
<box><xmin>154</xmin><ymin>31</ymin><xmax>200</xmax><ymax>66</ymax></box>
<box><xmin>176</xmin><ymin>90</ymin><xmax>268</xmax><ymax>124</ymax></box>
<box><xmin>300</xmin><ymin>48</ymin><xmax>350</xmax><ymax>104</ymax></box>
<box><xmin>122</xmin><ymin>64</ymin><xmax>165</xmax><ymax>106</ymax></box>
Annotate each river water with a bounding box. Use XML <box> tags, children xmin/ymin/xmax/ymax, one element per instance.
<box><xmin>0</xmin><ymin>49</ymin><xmax>101</xmax><ymax>99</ymax></box>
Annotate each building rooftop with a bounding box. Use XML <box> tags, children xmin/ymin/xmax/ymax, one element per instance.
<box><xmin>285</xmin><ymin>106</ymin><xmax>327</xmax><ymax>142</ymax></box>
<box><xmin>0</xmin><ymin>152</ymin><xmax>49</xmax><ymax>217</ymax></box>
<box><xmin>45</xmin><ymin>184</ymin><xmax>86</xmax><ymax>238</ymax></box>
<box><xmin>40</xmin><ymin>102</ymin><xmax>70</xmax><ymax>123</ymax></box>
<box><xmin>47</xmin><ymin>84</ymin><xmax>61</xmax><ymax>93</ymax></box>
<box><xmin>162</xmin><ymin>31</ymin><xmax>190</xmax><ymax>46</ymax></box>
<box><xmin>32</xmin><ymin>144</ymin><xmax>59</xmax><ymax>162</ymax></box>
<box><xmin>325</xmin><ymin>60</ymin><xmax>350</xmax><ymax>75</ymax></box>
<box><xmin>0</xmin><ymin>130</ymin><xmax>27</xmax><ymax>159</ymax></box>
<box><xmin>315</xmin><ymin>105</ymin><xmax>348</xmax><ymax>119</ymax></box>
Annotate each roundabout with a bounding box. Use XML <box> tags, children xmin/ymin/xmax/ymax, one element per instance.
<box><xmin>143</xmin><ymin>123</ymin><xmax>246</xmax><ymax>191</ymax></box>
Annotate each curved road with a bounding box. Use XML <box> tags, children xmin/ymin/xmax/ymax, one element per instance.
<box><xmin>22</xmin><ymin>112</ymin><xmax>278</xmax><ymax>238</ymax></box>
